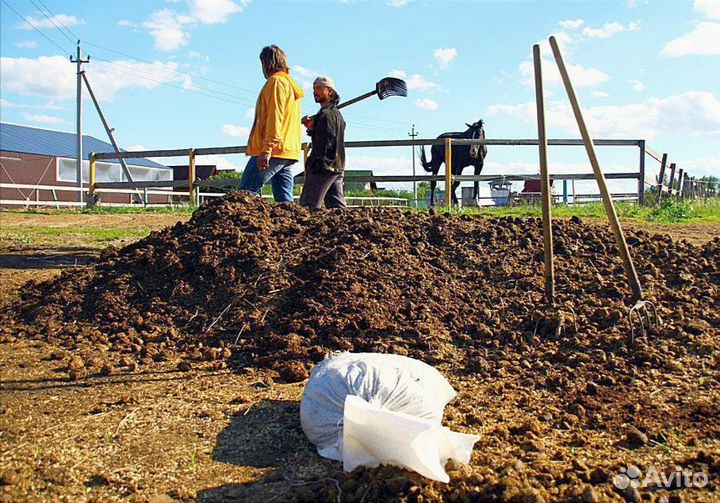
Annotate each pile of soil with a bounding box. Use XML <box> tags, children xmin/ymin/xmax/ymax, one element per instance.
<box><xmin>3</xmin><ymin>192</ymin><xmax>718</xmax><ymax>382</ymax></box>
<box><xmin>2</xmin><ymin>192</ymin><xmax>719</xmax><ymax>501</ymax></box>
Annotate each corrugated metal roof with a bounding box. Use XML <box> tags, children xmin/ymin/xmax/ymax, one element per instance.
<box><xmin>0</xmin><ymin>122</ymin><xmax>168</xmax><ymax>169</ymax></box>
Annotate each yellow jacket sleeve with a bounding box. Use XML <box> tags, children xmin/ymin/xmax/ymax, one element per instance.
<box><xmin>262</xmin><ymin>78</ymin><xmax>291</xmax><ymax>154</ymax></box>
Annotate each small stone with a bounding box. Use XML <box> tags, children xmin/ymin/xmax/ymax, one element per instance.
<box><xmin>0</xmin><ymin>470</ymin><xmax>20</xmax><ymax>485</ymax></box>
<box><xmin>177</xmin><ymin>361</ymin><xmax>193</xmax><ymax>372</ymax></box>
<box><xmin>622</xmin><ymin>485</ymin><xmax>641</xmax><ymax>503</ymax></box>
<box><xmin>581</xmin><ymin>486</ymin><xmax>598</xmax><ymax>503</ymax></box>
<box><xmin>147</xmin><ymin>494</ymin><xmax>177</xmax><ymax>503</ymax></box>
<box><xmin>568</xmin><ymin>403</ymin><xmax>586</xmax><ymax>418</ymax></box>
<box><xmin>586</xmin><ymin>382</ymin><xmax>599</xmax><ymax>395</ymax></box>
<box><xmin>625</xmin><ymin>426</ymin><xmax>648</xmax><ymax>447</ymax></box>
<box><xmin>590</xmin><ymin>467</ymin><xmax>609</xmax><ymax>484</ymax></box>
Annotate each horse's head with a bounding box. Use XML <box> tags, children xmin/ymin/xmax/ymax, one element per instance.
<box><xmin>465</xmin><ymin>120</ymin><xmax>485</xmax><ymax>139</ymax></box>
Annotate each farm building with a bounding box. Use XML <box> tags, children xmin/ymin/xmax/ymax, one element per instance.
<box><xmin>0</xmin><ymin>122</ymin><xmax>173</xmax><ymax>207</ymax></box>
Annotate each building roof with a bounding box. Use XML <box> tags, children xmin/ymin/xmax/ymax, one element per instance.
<box><xmin>0</xmin><ymin>122</ymin><xmax>167</xmax><ymax>169</ymax></box>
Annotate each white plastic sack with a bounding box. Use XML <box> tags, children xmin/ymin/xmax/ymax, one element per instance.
<box><xmin>300</xmin><ymin>352</ymin><xmax>479</xmax><ymax>482</ymax></box>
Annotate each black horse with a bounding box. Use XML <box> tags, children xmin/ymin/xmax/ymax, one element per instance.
<box><xmin>419</xmin><ymin>120</ymin><xmax>487</xmax><ymax>206</ymax></box>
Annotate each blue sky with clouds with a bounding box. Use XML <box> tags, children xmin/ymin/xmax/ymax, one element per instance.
<box><xmin>1</xmin><ymin>0</ymin><xmax>719</xmax><ymax>194</ymax></box>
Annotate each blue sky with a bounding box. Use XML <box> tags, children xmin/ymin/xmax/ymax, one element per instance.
<box><xmin>1</xmin><ymin>0</ymin><xmax>719</xmax><ymax>194</ymax></box>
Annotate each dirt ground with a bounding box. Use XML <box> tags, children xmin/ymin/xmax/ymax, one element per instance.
<box><xmin>1</xmin><ymin>207</ymin><xmax>718</xmax><ymax>503</ymax></box>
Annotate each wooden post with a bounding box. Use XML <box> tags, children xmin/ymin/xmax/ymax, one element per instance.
<box><xmin>533</xmin><ymin>44</ymin><xmax>554</xmax><ymax>304</ymax></box>
<box><xmin>87</xmin><ymin>152</ymin><xmax>97</xmax><ymax>208</ymax></box>
<box><xmin>444</xmin><ymin>137</ymin><xmax>453</xmax><ymax>209</ymax></box>
<box><xmin>638</xmin><ymin>139</ymin><xmax>646</xmax><ymax>205</ymax></box>
<box><xmin>656</xmin><ymin>153</ymin><xmax>667</xmax><ymax>205</ymax></box>
<box><xmin>676</xmin><ymin>168</ymin><xmax>684</xmax><ymax>200</ymax></box>
<box><xmin>667</xmin><ymin>163</ymin><xmax>676</xmax><ymax>197</ymax></box>
<box><xmin>188</xmin><ymin>148</ymin><xmax>196</xmax><ymax>206</ymax></box>
<box><xmin>89</xmin><ymin>152</ymin><xmax>96</xmax><ymax>196</ymax></box>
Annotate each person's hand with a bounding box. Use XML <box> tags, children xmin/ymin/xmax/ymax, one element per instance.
<box><xmin>301</xmin><ymin>115</ymin><xmax>314</xmax><ymax>130</ymax></box>
<box><xmin>258</xmin><ymin>151</ymin><xmax>271</xmax><ymax>169</ymax></box>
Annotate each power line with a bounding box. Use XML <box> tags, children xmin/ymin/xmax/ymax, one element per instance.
<box><xmin>90</xmin><ymin>56</ymin><xmax>254</xmax><ymax>105</ymax></box>
<box><xmin>25</xmin><ymin>0</ymin><xmax>76</xmax><ymax>45</ymax></box>
<box><xmin>34</xmin><ymin>0</ymin><xmax>78</xmax><ymax>41</ymax></box>
<box><xmin>1</xmin><ymin>0</ymin><xmax>71</xmax><ymax>55</ymax></box>
<box><xmin>83</xmin><ymin>40</ymin><xmax>258</xmax><ymax>96</ymax></box>
<box><xmin>91</xmin><ymin>58</ymin><xmax>257</xmax><ymax>107</ymax></box>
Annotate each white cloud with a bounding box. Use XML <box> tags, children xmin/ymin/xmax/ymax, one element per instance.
<box><xmin>22</xmin><ymin>113</ymin><xmax>63</xmax><ymax>125</ymax></box>
<box><xmin>519</xmin><ymin>58</ymin><xmax>611</xmax><ymax>88</ymax></box>
<box><xmin>387</xmin><ymin>0</ymin><xmax>408</xmax><ymax>6</ymax></box>
<box><xmin>142</xmin><ymin>9</ymin><xmax>194</xmax><ymax>52</ymax></box>
<box><xmin>21</xmin><ymin>14</ymin><xmax>84</xmax><ymax>30</ymax></box>
<box><xmin>293</xmin><ymin>65</ymin><xmax>321</xmax><ymax>78</ymax></box>
<box><xmin>245</xmin><ymin>108</ymin><xmax>255</xmax><ymax>119</ymax></box>
<box><xmin>559</xmin><ymin>19</ymin><xmax>584</xmax><ymax>30</ymax></box>
<box><xmin>415</xmin><ymin>98</ymin><xmax>438</xmax><ymax>111</ymax></box>
<box><xmin>662</xmin><ymin>22</ymin><xmax>720</xmax><ymax>56</ymax></box>
<box><xmin>118</xmin><ymin>20</ymin><xmax>138</xmax><ymax>28</ymax></box>
<box><xmin>625</xmin><ymin>0</ymin><xmax>649</xmax><ymax>8</ymax></box>
<box><xmin>628</xmin><ymin>79</ymin><xmax>645</xmax><ymax>92</ymax></box>
<box><xmin>293</xmin><ymin>65</ymin><xmax>322</xmax><ymax>91</ymax></box>
<box><xmin>433</xmin><ymin>48</ymin><xmax>457</xmax><ymax>69</ymax></box>
<box><xmin>0</xmin><ymin>55</ymin><xmax>190</xmax><ymax>101</ymax></box>
<box><xmin>389</xmin><ymin>70</ymin><xmax>437</xmax><ymax>91</ymax></box>
<box><xmin>188</xmin><ymin>51</ymin><xmax>210</xmax><ymax>62</ymax></box>
<box><xmin>487</xmin><ymin>91</ymin><xmax>720</xmax><ymax>140</ymax></box>
<box><xmin>582</xmin><ymin>21</ymin><xmax>638</xmax><ymax>39</ymax></box>
<box><xmin>190</xmin><ymin>0</ymin><xmax>250</xmax><ymax>25</ymax></box>
<box><xmin>15</xmin><ymin>41</ymin><xmax>38</xmax><ymax>49</ymax></box>
<box><xmin>221</xmin><ymin>124</ymin><xmax>251</xmax><ymax>138</ymax></box>
<box><xmin>591</xmin><ymin>91</ymin><xmax>610</xmax><ymax>98</ymax></box>
<box><xmin>695</xmin><ymin>0</ymin><xmax>720</xmax><ymax>20</ymax></box>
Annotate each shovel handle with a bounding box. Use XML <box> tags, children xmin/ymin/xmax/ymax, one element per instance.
<box><xmin>549</xmin><ymin>36</ymin><xmax>643</xmax><ymax>301</ymax></box>
<box><xmin>337</xmin><ymin>90</ymin><xmax>377</xmax><ymax>110</ymax></box>
<box><xmin>533</xmin><ymin>45</ymin><xmax>555</xmax><ymax>305</ymax></box>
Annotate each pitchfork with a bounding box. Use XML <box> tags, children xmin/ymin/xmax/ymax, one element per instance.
<box><xmin>548</xmin><ymin>36</ymin><xmax>660</xmax><ymax>347</ymax></box>
<box><xmin>529</xmin><ymin>44</ymin><xmax>577</xmax><ymax>341</ymax></box>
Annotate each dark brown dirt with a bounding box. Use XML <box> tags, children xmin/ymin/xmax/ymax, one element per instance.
<box><xmin>1</xmin><ymin>193</ymin><xmax>719</xmax><ymax>502</ymax></box>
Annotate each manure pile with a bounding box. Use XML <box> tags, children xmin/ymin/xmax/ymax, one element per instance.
<box><xmin>3</xmin><ymin>192</ymin><xmax>719</xmax><ymax>382</ymax></box>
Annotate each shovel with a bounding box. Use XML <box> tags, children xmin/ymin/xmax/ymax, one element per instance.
<box><xmin>548</xmin><ymin>36</ymin><xmax>658</xmax><ymax>346</ymax></box>
<box><xmin>337</xmin><ymin>77</ymin><xmax>408</xmax><ymax>110</ymax></box>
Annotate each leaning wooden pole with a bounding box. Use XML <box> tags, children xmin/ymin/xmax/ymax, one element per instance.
<box><xmin>533</xmin><ymin>44</ymin><xmax>554</xmax><ymax>305</ymax></box>
<box><xmin>549</xmin><ymin>36</ymin><xmax>643</xmax><ymax>301</ymax></box>
<box><xmin>656</xmin><ymin>153</ymin><xmax>667</xmax><ymax>205</ymax></box>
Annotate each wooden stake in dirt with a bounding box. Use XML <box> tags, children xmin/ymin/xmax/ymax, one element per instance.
<box><xmin>533</xmin><ymin>44</ymin><xmax>554</xmax><ymax>305</ymax></box>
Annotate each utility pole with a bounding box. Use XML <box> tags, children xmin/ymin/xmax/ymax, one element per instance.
<box><xmin>70</xmin><ymin>41</ymin><xmax>90</xmax><ymax>203</ymax></box>
<box><xmin>408</xmin><ymin>124</ymin><xmax>418</xmax><ymax>207</ymax></box>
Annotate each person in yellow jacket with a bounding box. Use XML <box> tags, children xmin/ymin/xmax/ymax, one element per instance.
<box><xmin>239</xmin><ymin>45</ymin><xmax>304</xmax><ymax>202</ymax></box>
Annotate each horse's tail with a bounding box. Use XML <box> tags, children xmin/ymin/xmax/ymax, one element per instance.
<box><xmin>419</xmin><ymin>145</ymin><xmax>433</xmax><ymax>172</ymax></box>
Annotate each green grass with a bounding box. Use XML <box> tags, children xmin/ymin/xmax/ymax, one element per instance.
<box><xmin>0</xmin><ymin>225</ymin><xmax>153</xmax><ymax>245</ymax></box>
<box><xmin>4</xmin><ymin>196</ymin><xmax>720</xmax><ymax>224</ymax></box>
<box><xmin>459</xmin><ymin>199</ymin><xmax>720</xmax><ymax>224</ymax></box>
